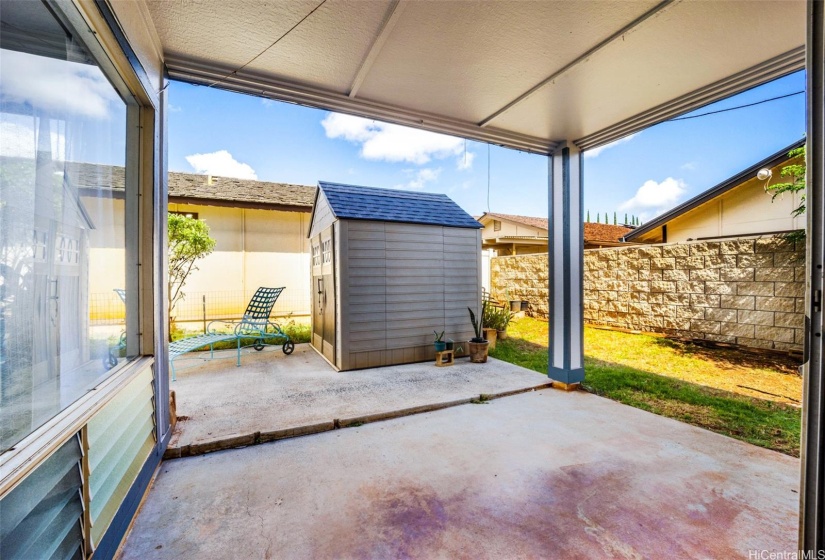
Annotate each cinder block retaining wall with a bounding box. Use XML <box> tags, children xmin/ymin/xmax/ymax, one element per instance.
<box><xmin>490</xmin><ymin>236</ymin><xmax>805</xmax><ymax>353</ymax></box>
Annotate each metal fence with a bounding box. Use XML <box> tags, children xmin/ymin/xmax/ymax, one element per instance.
<box><xmin>90</xmin><ymin>289</ymin><xmax>310</xmax><ymax>326</ymax></box>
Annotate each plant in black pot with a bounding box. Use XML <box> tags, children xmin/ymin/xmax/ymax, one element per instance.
<box><xmin>467</xmin><ymin>301</ymin><xmax>489</xmax><ymax>363</ymax></box>
<box><xmin>434</xmin><ymin>330</ymin><xmax>446</xmax><ymax>352</ymax></box>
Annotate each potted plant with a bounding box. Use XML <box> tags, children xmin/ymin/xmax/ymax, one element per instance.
<box><xmin>481</xmin><ymin>302</ymin><xmax>498</xmax><ymax>350</ymax></box>
<box><xmin>433</xmin><ymin>330</ymin><xmax>446</xmax><ymax>352</ymax></box>
<box><xmin>467</xmin><ymin>302</ymin><xmax>489</xmax><ymax>363</ymax></box>
<box><xmin>496</xmin><ymin>307</ymin><xmax>514</xmax><ymax>340</ymax></box>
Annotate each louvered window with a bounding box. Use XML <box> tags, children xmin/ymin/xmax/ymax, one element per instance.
<box><xmin>0</xmin><ymin>435</ymin><xmax>85</xmax><ymax>560</ymax></box>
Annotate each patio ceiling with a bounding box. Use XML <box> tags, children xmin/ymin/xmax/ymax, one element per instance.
<box><xmin>144</xmin><ymin>0</ymin><xmax>805</xmax><ymax>154</ymax></box>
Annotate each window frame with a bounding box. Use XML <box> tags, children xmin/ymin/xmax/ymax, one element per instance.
<box><xmin>0</xmin><ymin>0</ymin><xmax>162</xmax><ymax>502</ymax></box>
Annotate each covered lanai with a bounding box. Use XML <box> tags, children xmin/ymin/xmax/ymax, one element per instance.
<box><xmin>3</xmin><ymin>0</ymin><xmax>825</xmax><ymax>555</ymax></box>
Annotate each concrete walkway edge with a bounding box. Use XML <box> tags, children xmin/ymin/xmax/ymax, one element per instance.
<box><xmin>164</xmin><ymin>381</ymin><xmax>554</xmax><ymax>459</ymax></box>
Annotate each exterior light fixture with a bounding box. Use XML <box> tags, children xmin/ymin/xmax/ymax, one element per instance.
<box><xmin>757</xmin><ymin>168</ymin><xmax>772</xmax><ymax>181</ymax></box>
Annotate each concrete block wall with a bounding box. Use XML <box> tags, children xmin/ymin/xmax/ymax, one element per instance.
<box><xmin>490</xmin><ymin>236</ymin><xmax>805</xmax><ymax>353</ymax></box>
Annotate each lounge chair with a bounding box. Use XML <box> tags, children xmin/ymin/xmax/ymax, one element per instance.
<box><xmin>168</xmin><ymin>286</ymin><xmax>294</xmax><ymax>380</ymax></box>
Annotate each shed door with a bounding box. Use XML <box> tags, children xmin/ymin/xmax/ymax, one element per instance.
<box><xmin>311</xmin><ymin>228</ymin><xmax>336</xmax><ymax>364</ymax></box>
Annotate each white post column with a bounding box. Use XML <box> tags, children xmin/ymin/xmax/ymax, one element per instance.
<box><xmin>548</xmin><ymin>143</ymin><xmax>584</xmax><ymax>387</ymax></box>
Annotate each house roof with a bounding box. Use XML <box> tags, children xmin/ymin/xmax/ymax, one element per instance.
<box><xmin>480</xmin><ymin>212</ymin><xmax>631</xmax><ymax>242</ymax></box>
<box><xmin>317</xmin><ymin>181</ymin><xmax>482</xmax><ymax>229</ymax></box>
<box><xmin>584</xmin><ymin>223</ymin><xmax>634</xmax><ymax>243</ymax></box>
<box><xmin>168</xmin><ymin>172</ymin><xmax>315</xmax><ymax>211</ymax></box>
<box><xmin>624</xmin><ymin>138</ymin><xmax>806</xmax><ymax>242</ymax></box>
<box><xmin>55</xmin><ymin>161</ymin><xmax>316</xmax><ymax>211</ymax></box>
<box><xmin>482</xmin><ymin>212</ymin><xmax>549</xmax><ymax>231</ymax></box>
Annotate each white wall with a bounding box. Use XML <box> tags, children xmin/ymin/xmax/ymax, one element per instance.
<box><xmin>86</xmin><ymin>198</ymin><xmax>311</xmax><ymax>321</ymax></box>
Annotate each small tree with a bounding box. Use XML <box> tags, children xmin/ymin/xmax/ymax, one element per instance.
<box><xmin>168</xmin><ymin>213</ymin><xmax>216</xmax><ymax>336</ymax></box>
<box><xmin>765</xmin><ymin>146</ymin><xmax>806</xmax><ymax>218</ymax></box>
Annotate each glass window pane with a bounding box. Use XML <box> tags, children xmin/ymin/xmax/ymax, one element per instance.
<box><xmin>0</xmin><ymin>1</ymin><xmax>130</xmax><ymax>451</ymax></box>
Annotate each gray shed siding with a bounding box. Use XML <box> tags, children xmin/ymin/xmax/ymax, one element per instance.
<box><xmin>338</xmin><ymin>220</ymin><xmax>480</xmax><ymax>371</ymax></box>
<box><xmin>308</xmin><ymin>191</ymin><xmax>335</xmax><ymax>239</ymax></box>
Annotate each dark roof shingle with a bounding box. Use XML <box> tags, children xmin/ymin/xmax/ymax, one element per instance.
<box><xmin>318</xmin><ymin>182</ymin><xmax>482</xmax><ymax>229</ymax></box>
<box><xmin>168</xmin><ymin>172</ymin><xmax>315</xmax><ymax>210</ymax></box>
<box><xmin>58</xmin><ymin>161</ymin><xmax>316</xmax><ymax>210</ymax></box>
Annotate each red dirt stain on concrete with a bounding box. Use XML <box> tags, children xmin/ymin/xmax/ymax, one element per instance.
<box><xmin>307</xmin><ymin>459</ymin><xmax>793</xmax><ymax>559</ymax></box>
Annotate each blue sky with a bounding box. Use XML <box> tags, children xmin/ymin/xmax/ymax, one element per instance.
<box><xmin>168</xmin><ymin>70</ymin><xmax>805</xmax><ymax>222</ymax></box>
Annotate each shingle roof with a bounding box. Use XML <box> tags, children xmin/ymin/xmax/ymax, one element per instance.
<box><xmin>168</xmin><ymin>172</ymin><xmax>315</xmax><ymax>210</ymax></box>
<box><xmin>318</xmin><ymin>181</ymin><xmax>482</xmax><ymax>229</ymax></box>
<box><xmin>481</xmin><ymin>212</ymin><xmax>631</xmax><ymax>242</ymax></box>
<box><xmin>584</xmin><ymin>223</ymin><xmax>633</xmax><ymax>242</ymax></box>
<box><xmin>57</xmin><ymin>161</ymin><xmax>316</xmax><ymax>210</ymax></box>
<box><xmin>483</xmin><ymin>212</ymin><xmax>548</xmax><ymax>231</ymax></box>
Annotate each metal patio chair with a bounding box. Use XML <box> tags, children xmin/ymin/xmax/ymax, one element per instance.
<box><xmin>168</xmin><ymin>286</ymin><xmax>294</xmax><ymax>380</ymax></box>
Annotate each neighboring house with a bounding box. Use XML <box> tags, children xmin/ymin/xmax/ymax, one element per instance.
<box><xmin>166</xmin><ymin>173</ymin><xmax>315</xmax><ymax>321</ymax></box>
<box><xmin>69</xmin><ymin>163</ymin><xmax>316</xmax><ymax>323</ymax></box>
<box><xmin>625</xmin><ymin>139</ymin><xmax>806</xmax><ymax>244</ymax></box>
<box><xmin>478</xmin><ymin>212</ymin><xmax>632</xmax><ymax>254</ymax></box>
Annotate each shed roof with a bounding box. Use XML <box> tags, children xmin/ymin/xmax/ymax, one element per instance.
<box><xmin>317</xmin><ymin>181</ymin><xmax>482</xmax><ymax>229</ymax></box>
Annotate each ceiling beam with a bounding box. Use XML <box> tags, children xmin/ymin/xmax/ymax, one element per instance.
<box><xmin>348</xmin><ymin>0</ymin><xmax>407</xmax><ymax>98</ymax></box>
<box><xmin>574</xmin><ymin>46</ymin><xmax>805</xmax><ymax>150</ymax></box>
<box><xmin>478</xmin><ymin>0</ymin><xmax>677</xmax><ymax>128</ymax></box>
<box><xmin>166</xmin><ymin>56</ymin><xmax>556</xmax><ymax>154</ymax></box>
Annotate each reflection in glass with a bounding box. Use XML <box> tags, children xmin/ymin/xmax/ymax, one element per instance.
<box><xmin>1</xmin><ymin>1</ymin><xmax>128</xmax><ymax>451</ymax></box>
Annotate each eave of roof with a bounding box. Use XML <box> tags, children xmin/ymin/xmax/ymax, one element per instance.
<box><xmin>624</xmin><ymin>138</ymin><xmax>806</xmax><ymax>241</ymax></box>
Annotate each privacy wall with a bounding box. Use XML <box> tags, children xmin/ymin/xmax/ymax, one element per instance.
<box><xmin>490</xmin><ymin>236</ymin><xmax>805</xmax><ymax>353</ymax></box>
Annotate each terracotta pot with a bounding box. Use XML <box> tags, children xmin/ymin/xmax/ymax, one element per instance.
<box><xmin>497</xmin><ymin>329</ymin><xmax>507</xmax><ymax>340</ymax></box>
<box><xmin>483</xmin><ymin>328</ymin><xmax>497</xmax><ymax>350</ymax></box>
<box><xmin>509</xmin><ymin>300</ymin><xmax>521</xmax><ymax>312</ymax></box>
<box><xmin>468</xmin><ymin>340</ymin><xmax>489</xmax><ymax>363</ymax></box>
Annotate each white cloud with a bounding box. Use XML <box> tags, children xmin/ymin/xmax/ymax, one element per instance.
<box><xmin>321</xmin><ymin>113</ymin><xmax>472</xmax><ymax>169</ymax></box>
<box><xmin>619</xmin><ymin>177</ymin><xmax>687</xmax><ymax>218</ymax></box>
<box><xmin>168</xmin><ymin>103</ymin><xmax>183</xmax><ymax>113</ymax></box>
<box><xmin>457</xmin><ymin>151</ymin><xmax>475</xmax><ymax>171</ymax></box>
<box><xmin>185</xmin><ymin>150</ymin><xmax>257</xmax><ymax>179</ymax></box>
<box><xmin>396</xmin><ymin>167</ymin><xmax>441</xmax><ymax>191</ymax></box>
<box><xmin>1</xmin><ymin>116</ymin><xmax>66</xmax><ymax>160</ymax></box>
<box><xmin>0</xmin><ymin>49</ymin><xmax>121</xmax><ymax>119</ymax></box>
<box><xmin>261</xmin><ymin>99</ymin><xmax>276</xmax><ymax>108</ymax></box>
<box><xmin>681</xmin><ymin>162</ymin><xmax>697</xmax><ymax>170</ymax></box>
<box><xmin>584</xmin><ymin>133</ymin><xmax>639</xmax><ymax>159</ymax></box>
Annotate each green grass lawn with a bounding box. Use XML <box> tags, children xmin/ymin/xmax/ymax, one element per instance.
<box><xmin>491</xmin><ymin>317</ymin><xmax>802</xmax><ymax>456</ymax></box>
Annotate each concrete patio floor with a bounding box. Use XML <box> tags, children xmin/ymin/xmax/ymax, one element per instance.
<box><xmin>167</xmin><ymin>344</ymin><xmax>551</xmax><ymax>457</ymax></box>
<box><xmin>122</xmin><ymin>389</ymin><xmax>799</xmax><ymax>559</ymax></box>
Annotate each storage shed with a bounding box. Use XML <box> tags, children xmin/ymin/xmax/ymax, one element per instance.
<box><xmin>308</xmin><ymin>182</ymin><xmax>483</xmax><ymax>371</ymax></box>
